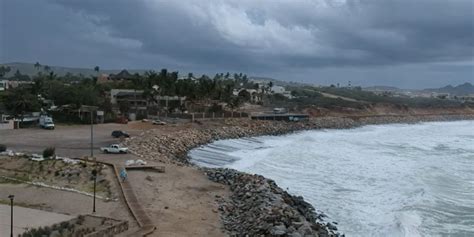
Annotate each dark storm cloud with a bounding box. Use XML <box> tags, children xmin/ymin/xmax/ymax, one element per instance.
<box><xmin>1</xmin><ymin>0</ymin><xmax>473</xmax><ymax>87</ymax></box>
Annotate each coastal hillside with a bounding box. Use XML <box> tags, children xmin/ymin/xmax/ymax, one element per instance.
<box><xmin>423</xmin><ymin>82</ymin><xmax>474</xmax><ymax>96</ymax></box>
<box><xmin>0</xmin><ymin>62</ymin><xmax>145</xmax><ymax>77</ymax></box>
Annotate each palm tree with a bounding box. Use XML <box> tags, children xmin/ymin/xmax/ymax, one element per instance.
<box><xmin>94</xmin><ymin>66</ymin><xmax>100</xmax><ymax>83</ymax></box>
<box><xmin>34</xmin><ymin>62</ymin><xmax>41</xmax><ymax>71</ymax></box>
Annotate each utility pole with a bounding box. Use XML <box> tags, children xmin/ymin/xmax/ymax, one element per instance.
<box><xmin>92</xmin><ymin>169</ymin><xmax>97</xmax><ymax>213</ymax></box>
<box><xmin>90</xmin><ymin>109</ymin><xmax>97</xmax><ymax>213</ymax></box>
<box><xmin>90</xmin><ymin>110</ymin><xmax>94</xmax><ymax>157</ymax></box>
<box><xmin>8</xmin><ymin>195</ymin><xmax>14</xmax><ymax>237</ymax></box>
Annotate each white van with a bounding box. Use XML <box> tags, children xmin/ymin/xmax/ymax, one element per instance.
<box><xmin>39</xmin><ymin>115</ymin><xmax>55</xmax><ymax>129</ymax></box>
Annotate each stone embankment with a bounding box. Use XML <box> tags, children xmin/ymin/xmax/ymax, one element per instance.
<box><xmin>123</xmin><ymin>113</ymin><xmax>474</xmax><ymax>237</ymax></box>
<box><xmin>124</xmin><ymin>114</ymin><xmax>474</xmax><ymax>164</ymax></box>
<box><xmin>206</xmin><ymin>168</ymin><xmax>339</xmax><ymax>237</ymax></box>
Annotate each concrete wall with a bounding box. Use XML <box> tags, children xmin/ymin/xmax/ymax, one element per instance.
<box><xmin>0</xmin><ymin>120</ymin><xmax>14</xmax><ymax>130</ymax></box>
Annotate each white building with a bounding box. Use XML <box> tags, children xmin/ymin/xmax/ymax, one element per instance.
<box><xmin>270</xmin><ymin>85</ymin><xmax>286</xmax><ymax>94</ymax></box>
<box><xmin>0</xmin><ymin>80</ymin><xmax>7</xmax><ymax>91</ymax></box>
<box><xmin>270</xmin><ymin>85</ymin><xmax>293</xmax><ymax>99</ymax></box>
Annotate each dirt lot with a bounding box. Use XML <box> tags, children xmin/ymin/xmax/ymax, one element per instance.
<box><xmin>0</xmin><ymin>122</ymin><xmax>151</xmax><ymax>158</ymax></box>
<box><xmin>128</xmin><ymin>166</ymin><xmax>228</xmax><ymax>237</ymax></box>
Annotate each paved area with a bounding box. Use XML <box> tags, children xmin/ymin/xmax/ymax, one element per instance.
<box><xmin>0</xmin><ymin>204</ymin><xmax>73</xmax><ymax>236</ymax></box>
<box><xmin>0</xmin><ymin>123</ymin><xmax>146</xmax><ymax>158</ymax></box>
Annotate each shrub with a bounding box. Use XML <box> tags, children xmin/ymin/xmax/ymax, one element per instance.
<box><xmin>43</xmin><ymin>147</ymin><xmax>55</xmax><ymax>158</ymax></box>
<box><xmin>0</xmin><ymin>144</ymin><xmax>6</xmax><ymax>152</ymax></box>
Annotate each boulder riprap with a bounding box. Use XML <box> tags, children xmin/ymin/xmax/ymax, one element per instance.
<box><xmin>123</xmin><ymin>115</ymin><xmax>474</xmax><ymax>164</ymax></box>
<box><xmin>205</xmin><ymin>168</ymin><xmax>340</xmax><ymax>237</ymax></box>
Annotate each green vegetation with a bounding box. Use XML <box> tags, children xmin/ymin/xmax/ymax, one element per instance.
<box><xmin>19</xmin><ymin>215</ymin><xmax>122</xmax><ymax>237</ymax></box>
<box><xmin>0</xmin><ymin>144</ymin><xmax>6</xmax><ymax>152</ymax></box>
<box><xmin>0</xmin><ymin>158</ymin><xmax>113</xmax><ymax>198</ymax></box>
<box><xmin>0</xmin><ymin>66</ymin><xmax>259</xmax><ymax>121</ymax></box>
<box><xmin>20</xmin><ymin>216</ymin><xmax>87</xmax><ymax>237</ymax></box>
<box><xmin>2</xmin><ymin>87</ymin><xmax>41</xmax><ymax>120</ymax></box>
<box><xmin>321</xmin><ymin>87</ymin><xmax>469</xmax><ymax>108</ymax></box>
<box><xmin>0</xmin><ymin>199</ymin><xmax>45</xmax><ymax>209</ymax></box>
<box><xmin>42</xmin><ymin>147</ymin><xmax>55</xmax><ymax>158</ymax></box>
<box><xmin>284</xmin><ymin>86</ymin><xmax>470</xmax><ymax>110</ymax></box>
<box><xmin>0</xmin><ymin>65</ymin><xmax>11</xmax><ymax>77</ymax></box>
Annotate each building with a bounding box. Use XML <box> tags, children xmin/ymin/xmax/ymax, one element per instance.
<box><xmin>154</xmin><ymin>95</ymin><xmax>187</xmax><ymax>111</ymax></box>
<box><xmin>270</xmin><ymin>85</ymin><xmax>286</xmax><ymax>94</ymax></box>
<box><xmin>0</xmin><ymin>80</ymin><xmax>7</xmax><ymax>91</ymax></box>
<box><xmin>109</xmin><ymin>70</ymin><xmax>134</xmax><ymax>81</ymax></box>
<box><xmin>0</xmin><ymin>80</ymin><xmax>34</xmax><ymax>90</ymax></box>
<box><xmin>110</xmin><ymin>89</ymin><xmax>148</xmax><ymax>119</ymax></box>
<box><xmin>110</xmin><ymin>89</ymin><xmax>188</xmax><ymax>118</ymax></box>
<box><xmin>233</xmin><ymin>89</ymin><xmax>262</xmax><ymax>103</ymax></box>
<box><xmin>270</xmin><ymin>85</ymin><xmax>293</xmax><ymax>99</ymax></box>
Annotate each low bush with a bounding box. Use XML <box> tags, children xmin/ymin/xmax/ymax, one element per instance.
<box><xmin>43</xmin><ymin>147</ymin><xmax>55</xmax><ymax>158</ymax></box>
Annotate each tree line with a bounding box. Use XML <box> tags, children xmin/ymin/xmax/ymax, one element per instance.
<box><xmin>0</xmin><ymin>65</ymin><xmax>266</xmax><ymax>119</ymax></box>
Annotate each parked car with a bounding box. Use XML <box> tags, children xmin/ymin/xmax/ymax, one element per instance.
<box><xmin>111</xmin><ymin>130</ymin><xmax>130</xmax><ymax>138</ymax></box>
<box><xmin>39</xmin><ymin>115</ymin><xmax>55</xmax><ymax>129</ymax></box>
<box><xmin>152</xmin><ymin>119</ymin><xmax>166</xmax><ymax>125</ymax></box>
<box><xmin>100</xmin><ymin>144</ymin><xmax>128</xmax><ymax>154</ymax></box>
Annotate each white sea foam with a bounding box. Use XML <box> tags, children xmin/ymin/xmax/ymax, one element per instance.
<box><xmin>190</xmin><ymin>120</ymin><xmax>474</xmax><ymax>236</ymax></box>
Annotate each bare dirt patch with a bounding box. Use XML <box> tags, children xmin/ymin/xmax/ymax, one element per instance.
<box><xmin>128</xmin><ymin>165</ymin><xmax>229</xmax><ymax>237</ymax></box>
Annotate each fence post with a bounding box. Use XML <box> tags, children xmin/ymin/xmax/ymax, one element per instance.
<box><xmin>192</xmin><ymin>113</ymin><xmax>194</xmax><ymax>122</ymax></box>
<box><xmin>231</xmin><ymin>111</ymin><xmax>234</xmax><ymax>118</ymax></box>
<box><xmin>240</xmin><ymin>112</ymin><xmax>242</xmax><ymax>118</ymax></box>
<box><xmin>213</xmin><ymin>112</ymin><xmax>215</xmax><ymax>119</ymax></box>
<box><xmin>203</xmin><ymin>113</ymin><xmax>205</xmax><ymax>119</ymax></box>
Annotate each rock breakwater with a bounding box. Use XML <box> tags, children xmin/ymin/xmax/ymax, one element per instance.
<box><xmin>205</xmin><ymin>168</ymin><xmax>339</xmax><ymax>237</ymax></box>
<box><xmin>124</xmin><ymin>114</ymin><xmax>474</xmax><ymax>164</ymax></box>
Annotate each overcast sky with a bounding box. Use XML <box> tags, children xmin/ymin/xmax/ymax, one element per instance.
<box><xmin>1</xmin><ymin>0</ymin><xmax>473</xmax><ymax>88</ymax></box>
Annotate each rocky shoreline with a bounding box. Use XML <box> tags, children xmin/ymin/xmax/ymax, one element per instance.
<box><xmin>123</xmin><ymin>113</ymin><xmax>474</xmax><ymax>237</ymax></box>
<box><xmin>205</xmin><ymin>168</ymin><xmax>339</xmax><ymax>237</ymax></box>
<box><xmin>124</xmin><ymin>114</ymin><xmax>474</xmax><ymax>164</ymax></box>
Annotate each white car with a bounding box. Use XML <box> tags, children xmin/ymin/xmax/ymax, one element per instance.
<box><xmin>152</xmin><ymin>119</ymin><xmax>166</xmax><ymax>125</ymax></box>
<box><xmin>100</xmin><ymin>144</ymin><xmax>129</xmax><ymax>154</ymax></box>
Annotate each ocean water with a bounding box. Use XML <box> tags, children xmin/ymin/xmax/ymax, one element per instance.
<box><xmin>189</xmin><ymin>120</ymin><xmax>474</xmax><ymax>237</ymax></box>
